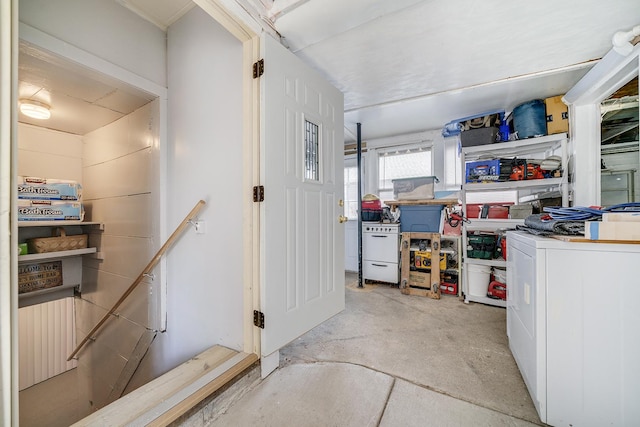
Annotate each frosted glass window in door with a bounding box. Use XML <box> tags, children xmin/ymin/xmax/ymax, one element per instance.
<box><xmin>304</xmin><ymin>119</ymin><xmax>320</xmax><ymax>181</ymax></box>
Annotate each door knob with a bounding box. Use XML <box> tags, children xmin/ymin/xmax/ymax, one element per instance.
<box><xmin>338</xmin><ymin>215</ymin><xmax>348</xmax><ymax>223</ymax></box>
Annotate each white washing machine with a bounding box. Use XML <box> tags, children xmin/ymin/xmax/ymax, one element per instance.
<box><xmin>362</xmin><ymin>222</ymin><xmax>400</xmax><ymax>283</ymax></box>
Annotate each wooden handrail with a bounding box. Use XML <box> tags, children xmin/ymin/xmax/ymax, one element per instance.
<box><xmin>68</xmin><ymin>200</ymin><xmax>207</xmax><ymax>361</ymax></box>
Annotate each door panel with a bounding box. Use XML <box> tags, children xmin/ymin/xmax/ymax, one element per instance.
<box><xmin>261</xmin><ymin>35</ymin><xmax>345</xmax><ymax>358</ymax></box>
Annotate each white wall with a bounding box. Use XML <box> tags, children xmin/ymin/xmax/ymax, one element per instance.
<box><xmin>17</xmin><ymin>124</ymin><xmax>82</xmax><ymax>181</ymax></box>
<box><xmin>19</xmin><ymin>0</ymin><xmax>166</xmax><ymax>87</ymax></box>
<box><xmin>153</xmin><ymin>6</ymin><xmax>244</xmax><ymax>371</ymax></box>
<box><xmin>77</xmin><ymin>99</ymin><xmax>160</xmax><ymax>411</ymax></box>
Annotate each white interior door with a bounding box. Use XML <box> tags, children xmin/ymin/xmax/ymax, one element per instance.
<box><xmin>260</xmin><ymin>35</ymin><xmax>345</xmax><ymax>367</ymax></box>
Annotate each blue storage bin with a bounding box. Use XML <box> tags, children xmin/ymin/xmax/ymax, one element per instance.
<box><xmin>399</xmin><ymin>205</ymin><xmax>444</xmax><ymax>233</ymax></box>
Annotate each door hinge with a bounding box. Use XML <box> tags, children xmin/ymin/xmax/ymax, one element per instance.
<box><xmin>253</xmin><ymin>310</ymin><xmax>265</xmax><ymax>329</ymax></box>
<box><xmin>253</xmin><ymin>59</ymin><xmax>264</xmax><ymax>78</ymax></box>
<box><xmin>253</xmin><ymin>185</ymin><xmax>264</xmax><ymax>202</ymax></box>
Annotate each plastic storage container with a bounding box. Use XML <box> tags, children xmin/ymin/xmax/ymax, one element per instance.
<box><xmin>361</xmin><ymin>199</ymin><xmax>382</xmax><ymax>210</ymax></box>
<box><xmin>493</xmin><ymin>267</ymin><xmax>507</xmax><ymax>284</ymax></box>
<box><xmin>467</xmin><ymin>263</ymin><xmax>491</xmax><ymax>296</ymax></box>
<box><xmin>509</xmin><ymin>204</ymin><xmax>533</xmax><ymax>219</ymax></box>
<box><xmin>361</xmin><ymin>209</ymin><xmax>382</xmax><ymax>221</ymax></box>
<box><xmin>460</xmin><ymin>127</ymin><xmax>500</xmax><ymax>147</ymax></box>
<box><xmin>392</xmin><ymin>176</ymin><xmax>438</xmax><ymax>200</ymax></box>
<box><xmin>399</xmin><ymin>205</ymin><xmax>443</xmax><ymax>232</ymax></box>
<box><xmin>513</xmin><ymin>99</ymin><xmax>547</xmax><ymax>139</ymax></box>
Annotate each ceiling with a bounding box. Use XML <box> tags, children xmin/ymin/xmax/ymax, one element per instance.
<box><xmin>18</xmin><ymin>0</ymin><xmax>640</xmax><ymax>142</ymax></box>
<box><xmin>18</xmin><ymin>41</ymin><xmax>156</xmax><ymax>135</ymax></box>
<box><xmin>270</xmin><ymin>0</ymin><xmax>640</xmax><ymax>142</ymax></box>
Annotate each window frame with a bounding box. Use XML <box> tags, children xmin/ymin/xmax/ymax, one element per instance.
<box><xmin>377</xmin><ymin>142</ymin><xmax>434</xmax><ymax>201</ymax></box>
<box><xmin>344</xmin><ymin>155</ymin><xmax>363</xmax><ymax>220</ymax></box>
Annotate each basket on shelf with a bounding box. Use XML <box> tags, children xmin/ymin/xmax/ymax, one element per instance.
<box><xmin>27</xmin><ymin>227</ymin><xmax>88</xmax><ymax>254</ymax></box>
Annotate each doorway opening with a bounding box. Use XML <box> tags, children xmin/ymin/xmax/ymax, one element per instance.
<box><xmin>17</xmin><ymin>39</ymin><xmax>162</xmax><ymax>425</ymax></box>
<box><xmin>600</xmin><ymin>77</ymin><xmax>639</xmax><ymax>206</ymax></box>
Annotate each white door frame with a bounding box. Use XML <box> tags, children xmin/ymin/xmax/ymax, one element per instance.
<box><xmin>1</xmin><ymin>1</ymin><xmax>267</xmax><ymax>423</ymax></box>
<box><xmin>0</xmin><ymin>1</ymin><xmax>18</xmax><ymax>424</ymax></box>
<box><xmin>192</xmin><ymin>0</ymin><xmax>264</xmax><ymax>356</ymax></box>
<box><xmin>564</xmin><ymin>40</ymin><xmax>640</xmax><ymax>206</ymax></box>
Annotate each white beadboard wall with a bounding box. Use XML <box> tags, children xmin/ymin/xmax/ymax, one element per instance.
<box><xmin>18</xmin><ymin>297</ymin><xmax>77</xmax><ymax>391</ymax></box>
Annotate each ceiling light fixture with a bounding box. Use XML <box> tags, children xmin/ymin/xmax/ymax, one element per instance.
<box><xmin>19</xmin><ymin>100</ymin><xmax>51</xmax><ymax>120</ymax></box>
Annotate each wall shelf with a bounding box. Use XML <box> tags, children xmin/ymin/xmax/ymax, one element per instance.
<box><xmin>465</xmin><ymin>258</ymin><xmax>506</xmax><ymax>268</ymax></box>
<box><xmin>18</xmin><ymin>221</ymin><xmax>102</xmax><ymax>228</ymax></box>
<box><xmin>18</xmin><ymin>222</ymin><xmax>103</xmax><ymax>308</ymax></box>
<box><xmin>460</xmin><ymin>133</ymin><xmax>569</xmax><ymax>307</ymax></box>
<box><xmin>18</xmin><ymin>247</ymin><xmax>97</xmax><ymax>263</ymax></box>
<box><xmin>463</xmin><ymin>177</ymin><xmax>564</xmax><ymax>192</ymax></box>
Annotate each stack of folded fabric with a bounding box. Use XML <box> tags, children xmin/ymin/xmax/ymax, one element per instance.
<box><xmin>517</xmin><ymin>203</ymin><xmax>640</xmax><ymax>236</ymax></box>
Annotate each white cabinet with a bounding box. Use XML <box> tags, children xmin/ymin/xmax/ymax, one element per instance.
<box><xmin>460</xmin><ymin>133</ymin><xmax>569</xmax><ymax>307</ymax></box>
<box><xmin>18</xmin><ymin>221</ymin><xmax>102</xmax><ymax>307</ymax></box>
<box><xmin>507</xmin><ymin>231</ymin><xmax>640</xmax><ymax>426</ymax></box>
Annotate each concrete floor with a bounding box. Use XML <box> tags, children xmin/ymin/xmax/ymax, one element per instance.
<box><xmin>206</xmin><ymin>273</ymin><xmax>544</xmax><ymax>426</ymax></box>
<box><xmin>20</xmin><ymin>272</ymin><xmax>544</xmax><ymax>426</ymax></box>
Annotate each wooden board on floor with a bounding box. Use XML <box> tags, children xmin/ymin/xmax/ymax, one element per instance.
<box><xmin>107</xmin><ymin>329</ymin><xmax>157</xmax><ymax>403</ymax></box>
<box><xmin>72</xmin><ymin>345</ymin><xmax>257</xmax><ymax>427</ymax></box>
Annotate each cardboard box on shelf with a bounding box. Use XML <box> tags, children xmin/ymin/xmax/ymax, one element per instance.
<box><xmin>585</xmin><ymin>221</ymin><xmax>640</xmax><ymax>241</ymax></box>
<box><xmin>408</xmin><ymin>271</ymin><xmax>431</xmax><ymax>288</ymax></box>
<box><xmin>18</xmin><ymin>176</ymin><xmax>82</xmax><ymax>201</ymax></box>
<box><xmin>17</xmin><ymin>200</ymin><xmax>84</xmax><ymax>221</ymax></box>
<box><xmin>602</xmin><ymin>212</ymin><xmax>640</xmax><ymax>222</ymax></box>
<box><xmin>544</xmin><ymin>95</ymin><xmax>569</xmax><ymax>135</ymax></box>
